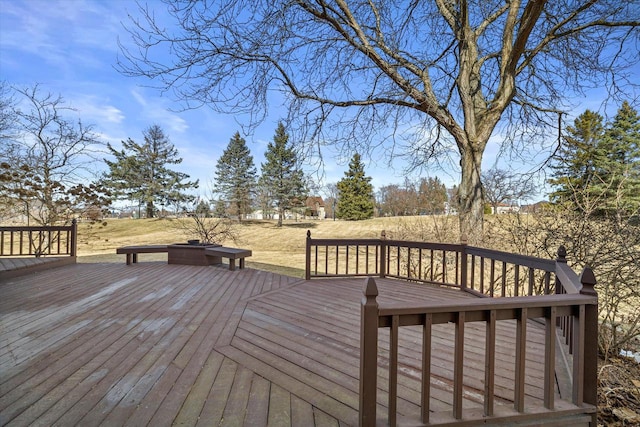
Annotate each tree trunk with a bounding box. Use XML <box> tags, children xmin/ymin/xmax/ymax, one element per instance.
<box><xmin>277</xmin><ymin>206</ymin><xmax>284</xmax><ymax>227</ymax></box>
<box><xmin>458</xmin><ymin>147</ymin><xmax>484</xmax><ymax>244</ymax></box>
<box><xmin>146</xmin><ymin>201</ymin><xmax>154</xmax><ymax>218</ymax></box>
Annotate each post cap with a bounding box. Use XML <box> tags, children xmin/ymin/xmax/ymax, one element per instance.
<box><xmin>556</xmin><ymin>246</ymin><xmax>567</xmax><ymax>263</ymax></box>
<box><xmin>579</xmin><ymin>266</ymin><xmax>597</xmax><ymax>297</ymax></box>
<box><xmin>364</xmin><ymin>277</ymin><xmax>379</xmax><ymax>298</ymax></box>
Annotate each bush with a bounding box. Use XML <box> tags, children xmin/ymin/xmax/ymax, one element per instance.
<box><xmin>489</xmin><ymin>207</ymin><xmax>640</xmax><ymax>361</ymax></box>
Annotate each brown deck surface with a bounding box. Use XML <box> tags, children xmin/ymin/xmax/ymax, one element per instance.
<box><xmin>0</xmin><ymin>257</ymin><xmax>75</xmax><ymax>281</ymax></box>
<box><xmin>1</xmin><ymin>263</ymin><xmax>553</xmax><ymax>426</ymax></box>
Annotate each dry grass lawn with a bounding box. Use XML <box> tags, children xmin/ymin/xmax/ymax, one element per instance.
<box><xmin>76</xmin><ymin>216</ymin><xmax>424</xmax><ymax>276</ymax></box>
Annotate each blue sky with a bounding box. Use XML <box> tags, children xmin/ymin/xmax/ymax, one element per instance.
<box><xmin>1</xmin><ymin>0</ymin><xmax>635</xmax><ymax>202</ymax></box>
<box><xmin>0</xmin><ymin>0</ymin><xmax>387</xmax><ymax>198</ymax></box>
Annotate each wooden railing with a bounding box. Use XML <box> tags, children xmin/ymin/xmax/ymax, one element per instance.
<box><xmin>0</xmin><ymin>219</ymin><xmax>77</xmax><ymax>258</ymax></box>
<box><xmin>305</xmin><ymin>231</ymin><xmax>598</xmax><ymax>426</ymax></box>
<box><xmin>306</xmin><ymin>230</ymin><xmax>561</xmax><ymax>297</ymax></box>
<box><xmin>360</xmin><ymin>272</ymin><xmax>598</xmax><ymax>426</ymax></box>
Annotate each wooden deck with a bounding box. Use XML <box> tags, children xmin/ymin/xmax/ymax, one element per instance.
<box><xmin>0</xmin><ymin>256</ymin><xmax>76</xmax><ymax>282</ymax></box>
<box><xmin>1</xmin><ymin>262</ymin><xmax>557</xmax><ymax>426</ymax></box>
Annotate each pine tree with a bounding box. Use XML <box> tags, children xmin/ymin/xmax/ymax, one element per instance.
<box><xmin>336</xmin><ymin>153</ymin><xmax>374</xmax><ymax>220</ymax></box>
<box><xmin>417</xmin><ymin>177</ymin><xmax>448</xmax><ymax>215</ymax></box>
<box><xmin>213</xmin><ymin>132</ymin><xmax>257</xmax><ymax>221</ymax></box>
<box><xmin>597</xmin><ymin>102</ymin><xmax>640</xmax><ymax>217</ymax></box>
<box><xmin>548</xmin><ymin>103</ymin><xmax>640</xmax><ymax>219</ymax></box>
<box><xmin>103</xmin><ymin>125</ymin><xmax>198</xmax><ymax>218</ymax></box>
<box><xmin>548</xmin><ymin>110</ymin><xmax>606</xmax><ymax>211</ymax></box>
<box><xmin>259</xmin><ymin>123</ymin><xmax>307</xmax><ymax>226</ymax></box>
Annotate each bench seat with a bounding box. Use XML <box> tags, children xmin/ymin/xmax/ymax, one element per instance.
<box><xmin>116</xmin><ymin>245</ymin><xmax>169</xmax><ymax>265</ymax></box>
<box><xmin>205</xmin><ymin>247</ymin><xmax>252</xmax><ymax>271</ymax></box>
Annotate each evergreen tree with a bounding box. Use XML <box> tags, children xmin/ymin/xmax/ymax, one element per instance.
<box><xmin>597</xmin><ymin>102</ymin><xmax>640</xmax><ymax>217</ymax></box>
<box><xmin>214</xmin><ymin>132</ymin><xmax>257</xmax><ymax>221</ymax></box>
<box><xmin>548</xmin><ymin>110</ymin><xmax>606</xmax><ymax>211</ymax></box>
<box><xmin>336</xmin><ymin>153</ymin><xmax>374</xmax><ymax>220</ymax></box>
<box><xmin>548</xmin><ymin>103</ymin><xmax>640</xmax><ymax>219</ymax></box>
<box><xmin>103</xmin><ymin>125</ymin><xmax>198</xmax><ymax>218</ymax></box>
<box><xmin>417</xmin><ymin>177</ymin><xmax>448</xmax><ymax>215</ymax></box>
<box><xmin>259</xmin><ymin>123</ymin><xmax>307</xmax><ymax>226</ymax></box>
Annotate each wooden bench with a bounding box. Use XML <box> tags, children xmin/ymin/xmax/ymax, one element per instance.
<box><xmin>116</xmin><ymin>245</ymin><xmax>169</xmax><ymax>265</ymax></box>
<box><xmin>204</xmin><ymin>247</ymin><xmax>252</xmax><ymax>271</ymax></box>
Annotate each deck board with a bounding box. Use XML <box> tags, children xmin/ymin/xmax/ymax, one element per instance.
<box><xmin>1</xmin><ymin>262</ymin><xmax>567</xmax><ymax>426</ymax></box>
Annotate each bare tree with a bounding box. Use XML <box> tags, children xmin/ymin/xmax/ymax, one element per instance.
<box><xmin>118</xmin><ymin>1</ymin><xmax>639</xmax><ymax>242</ymax></box>
<box><xmin>0</xmin><ymin>84</ymin><xmax>108</xmax><ymax>225</ymax></box>
<box><xmin>0</xmin><ymin>81</ymin><xmax>17</xmax><ymax>143</ymax></box>
<box><xmin>482</xmin><ymin>168</ymin><xmax>537</xmax><ymax>213</ymax></box>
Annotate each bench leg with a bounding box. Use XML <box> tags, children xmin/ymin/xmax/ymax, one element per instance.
<box><xmin>239</xmin><ymin>258</ymin><xmax>245</xmax><ymax>269</ymax></box>
<box><xmin>228</xmin><ymin>258</ymin><xmax>236</xmax><ymax>271</ymax></box>
<box><xmin>133</xmin><ymin>253</ymin><xmax>138</xmax><ymax>264</ymax></box>
<box><xmin>126</xmin><ymin>254</ymin><xmax>132</xmax><ymax>265</ymax></box>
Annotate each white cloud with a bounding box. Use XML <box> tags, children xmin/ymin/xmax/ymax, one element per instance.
<box><xmin>130</xmin><ymin>88</ymin><xmax>189</xmax><ymax>133</ymax></box>
<box><xmin>71</xmin><ymin>96</ymin><xmax>125</xmax><ymax>125</ymax></box>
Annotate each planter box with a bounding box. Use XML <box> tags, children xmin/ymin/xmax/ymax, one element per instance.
<box><xmin>167</xmin><ymin>243</ymin><xmax>222</xmax><ymax>266</ymax></box>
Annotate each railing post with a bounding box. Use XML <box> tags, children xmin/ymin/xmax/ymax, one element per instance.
<box><xmin>579</xmin><ymin>267</ymin><xmax>598</xmax><ymax>425</ymax></box>
<box><xmin>70</xmin><ymin>219</ymin><xmax>78</xmax><ymax>258</ymax></box>
<box><xmin>305</xmin><ymin>230</ymin><xmax>312</xmax><ymax>280</ymax></box>
<box><xmin>555</xmin><ymin>246</ymin><xmax>567</xmax><ymax>294</ymax></box>
<box><xmin>555</xmin><ymin>246</ymin><xmax>567</xmax><ymax>331</ymax></box>
<box><xmin>360</xmin><ymin>277</ymin><xmax>379</xmax><ymax>427</ymax></box>
<box><xmin>379</xmin><ymin>230</ymin><xmax>386</xmax><ymax>278</ymax></box>
<box><xmin>460</xmin><ymin>235</ymin><xmax>468</xmax><ymax>290</ymax></box>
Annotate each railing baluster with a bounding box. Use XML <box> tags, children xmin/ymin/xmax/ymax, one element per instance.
<box><xmin>544</xmin><ymin>271</ymin><xmax>551</xmax><ymax>295</ymax></box>
<box><xmin>314</xmin><ymin>246</ymin><xmax>318</xmax><ymax>275</ymax></box>
<box><xmin>484</xmin><ymin>310</ymin><xmax>496</xmax><ymax>416</ymax></box>
<box><xmin>515</xmin><ymin>307</ymin><xmax>527</xmax><ymax>412</ymax></box>
<box><xmin>514</xmin><ymin>264</ymin><xmax>520</xmax><ymax>297</ymax></box>
<box><xmin>430</xmin><ymin>249</ymin><xmax>434</xmax><ymax>281</ymax></box>
<box><xmin>389</xmin><ymin>314</ymin><xmax>399</xmax><ymax>427</ymax></box>
<box><xmin>528</xmin><ymin>267</ymin><xmax>534</xmax><ymax>295</ymax></box>
<box><xmin>325</xmin><ymin>245</ymin><xmax>329</xmax><ymax>275</ymax></box>
<box><xmin>501</xmin><ymin>262</ymin><xmax>507</xmax><ymax>297</ymax></box>
<box><xmin>365</xmin><ymin>245</ymin><xmax>369</xmax><ymax>275</ymax></box>
<box><xmin>470</xmin><ymin>254</ymin><xmax>476</xmax><ymax>290</ymax></box>
<box><xmin>442</xmin><ymin>250</ymin><xmax>446</xmax><ymax>284</ymax></box>
<box><xmin>453</xmin><ymin>311</ymin><xmax>465</xmax><ymax>420</ymax></box>
<box><xmin>345</xmin><ymin>245</ymin><xmax>349</xmax><ymax>274</ymax></box>
<box><xmin>422</xmin><ymin>313</ymin><xmax>432</xmax><ymax>424</ymax></box>
<box><xmin>544</xmin><ymin>306</ymin><xmax>557</xmax><ymax>409</ymax></box>
<box><xmin>480</xmin><ymin>257</ymin><xmax>485</xmax><ymax>294</ymax></box>
<box><xmin>455</xmin><ymin>251</ymin><xmax>459</xmax><ymax>285</ymax></box>
<box><xmin>490</xmin><ymin>259</ymin><xmax>496</xmax><ymax>297</ymax></box>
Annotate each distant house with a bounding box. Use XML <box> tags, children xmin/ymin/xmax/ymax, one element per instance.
<box><xmin>305</xmin><ymin>196</ymin><xmax>326</xmax><ymax>219</ymax></box>
<box><xmin>491</xmin><ymin>203</ymin><xmax>520</xmax><ymax>214</ymax></box>
<box><xmin>249</xmin><ymin>196</ymin><xmax>326</xmax><ymax>220</ymax></box>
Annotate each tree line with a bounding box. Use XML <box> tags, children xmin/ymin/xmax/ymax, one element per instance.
<box><xmin>2</xmin><ymin>82</ymin><xmax>638</xmax><ymax>230</ymax></box>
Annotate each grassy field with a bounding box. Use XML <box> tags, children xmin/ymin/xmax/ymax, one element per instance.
<box><xmin>76</xmin><ymin>216</ymin><xmax>442</xmax><ymax>276</ymax></box>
